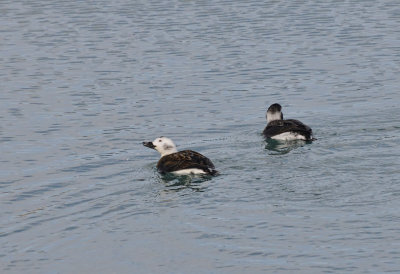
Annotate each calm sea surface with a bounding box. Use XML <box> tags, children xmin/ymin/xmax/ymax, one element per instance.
<box><xmin>1</xmin><ymin>0</ymin><xmax>400</xmax><ymax>273</ymax></box>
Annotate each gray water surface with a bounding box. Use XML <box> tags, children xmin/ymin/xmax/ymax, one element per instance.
<box><xmin>1</xmin><ymin>0</ymin><xmax>400</xmax><ymax>273</ymax></box>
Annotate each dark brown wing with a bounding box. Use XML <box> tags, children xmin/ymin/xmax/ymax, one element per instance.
<box><xmin>157</xmin><ymin>150</ymin><xmax>217</xmax><ymax>175</ymax></box>
<box><xmin>263</xmin><ymin>119</ymin><xmax>312</xmax><ymax>140</ymax></box>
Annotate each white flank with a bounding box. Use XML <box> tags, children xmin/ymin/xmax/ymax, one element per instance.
<box><xmin>271</xmin><ymin>132</ymin><xmax>306</xmax><ymax>141</ymax></box>
<box><xmin>172</xmin><ymin>168</ymin><xmax>207</xmax><ymax>175</ymax></box>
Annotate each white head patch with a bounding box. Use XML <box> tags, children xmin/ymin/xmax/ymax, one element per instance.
<box><xmin>152</xmin><ymin>137</ymin><xmax>178</xmax><ymax>156</ymax></box>
<box><xmin>267</xmin><ymin>110</ymin><xmax>283</xmax><ymax>123</ymax></box>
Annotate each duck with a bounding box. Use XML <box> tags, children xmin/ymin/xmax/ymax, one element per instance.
<box><xmin>263</xmin><ymin>103</ymin><xmax>314</xmax><ymax>141</ymax></box>
<box><xmin>143</xmin><ymin>137</ymin><xmax>218</xmax><ymax>175</ymax></box>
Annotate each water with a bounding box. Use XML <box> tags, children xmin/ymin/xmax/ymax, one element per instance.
<box><xmin>1</xmin><ymin>0</ymin><xmax>400</xmax><ymax>273</ymax></box>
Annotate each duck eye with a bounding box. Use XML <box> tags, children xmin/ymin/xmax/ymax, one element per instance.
<box><xmin>159</xmin><ymin>140</ymin><xmax>162</xmax><ymax>142</ymax></box>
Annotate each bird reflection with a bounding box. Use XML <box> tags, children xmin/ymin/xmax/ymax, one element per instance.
<box><xmin>156</xmin><ymin>173</ymin><xmax>212</xmax><ymax>193</ymax></box>
<box><xmin>264</xmin><ymin>138</ymin><xmax>311</xmax><ymax>155</ymax></box>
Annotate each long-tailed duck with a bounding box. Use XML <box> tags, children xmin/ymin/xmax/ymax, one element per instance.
<box><xmin>143</xmin><ymin>137</ymin><xmax>218</xmax><ymax>176</ymax></box>
<box><xmin>263</xmin><ymin>103</ymin><xmax>314</xmax><ymax>141</ymax></box>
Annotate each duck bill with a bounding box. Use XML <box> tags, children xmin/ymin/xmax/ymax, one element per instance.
<box><xmin>142</xmin><ymin>141</ymin><xmax>156</xmax><ymax>149</ymax></box>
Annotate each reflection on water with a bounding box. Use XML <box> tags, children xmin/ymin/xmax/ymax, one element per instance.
<box><xmin>264</xmin><ymin>138</ymin><xmax>310</xmax><ymax>155</ymax></box>
<box><xmin>157</xmin><ymin>173</ymin><xmax>212</xmax><ymax>193</ymax></box>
